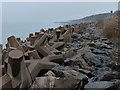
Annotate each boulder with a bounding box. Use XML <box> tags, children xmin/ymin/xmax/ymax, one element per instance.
<box><xmin>30</xmin><ymin>76</ymin><xmax>56</xmax><ymax>88</ymax></box>
<box><xmin>91</xmin><ymin>48</ymin><xmax>108</xmax><ymax>55</ymax></box>
<box><xmin>83</xmin><ymin>52</ymin><xmax>102</xmax><ymax>67</ymax></box>
<box><xmin>84</xmin><ymin>81</ymin><xmax>119</xmax><ymax>90</ymax></box>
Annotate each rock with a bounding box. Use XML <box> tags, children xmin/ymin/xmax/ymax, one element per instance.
<box><xmin>63</xmin><ymin>49</ymin><xmax>76</xmax><ymax>59</ymax></box>
<box><xmin>28</xmin><ymin>59</ymin><xmax>59</xmax><ymax>80</ymax></box>
<box><xmin>30</xmin><ymin>76</ymin><xmax>56</xmax><ymax>88</ymax></box>
<box><xmin>54</xmin><ymin>77</ymin><xmax>81</xmax><ymax>89</ymax></box>
<box><xmin>45</xmin><ymin>70</ymin><xmax>56</xmax><ymax>76</ymax></box>
<box><xmin>2</xmin><ymin>19</ymin><xmax>119</xmax><ymax>89</ymax></box>
<box><xmin>111</xmin><ymin>79</ymin><xmax>120</xmax><ymax>89</ymax></box>
<box><xmin>101</xmin><ymin>45</ymin><xmax>112</xmax><ymax>49</ymax></box>
<box><xmin>71</xmin><ymin>33</ymin><xmax>79</xmax><ymax>38</ymax></box>
<box><xmin>30</xmin><ymin>76</ymin><xmax>82</xmax><ymax>89</ymax></box>
<box><xmin>99</xmin><ymin>54</ymin><xmax>113</xmax><ymax>65</ymax></box>
<box><xmin>62</xmin><ymin>70</ymin><xmax>88</xmax><ymax>82</ymax></box>
<box><xmin>77</xmin><ymin>46</ymin><xmax>91</xmax><ymax>55</ymax></box>
<box><xmin>92</xmin><ymin>67</ymin><xmax>113</xmax><ymax>81</ymax></box>
<box><xmin>91</xmin><ymin>48</ymin><xmax>108</xmax><ymax>55</ymax></box>
<box><xmin>83</xmin><ymin>52</ymin><xmax>102</xmax><ymax>67</ymax></box>
<box><xmin>64</xmin><ymin>59</ymin><xmax>74</xmax><ymax>66</ymax></box>
<box><xmin>103</xmin><ymin>41</ymin><xmax>113</xmax><ymax>45</ymax></box>
<box><xmin>78</xmin><ymin>68</ymin><xmax>92</xmax><ymax>77</ymax></box>
<box><xmin>69</xmin><ymin>54</ymin><xmax>94</xmax><ymax>70</ymax></box>
<box><xmin>89</xmin><ymin>41</ymin><xmax>112</xmax><ymax>49</ymax></box>
<box><xmin>51</xmin><ymin>66</ymin><xmax>65</xmax><ymax>77</ymax></box>
<box><xmin>84</xmin><ymin>81</ymin><xmax>119</xmax><ymax>90</ymax></box>
<box><xmin>51</xmin><ymin>66</ymin><xmax>72</xmax><ymax>77</ymax></box>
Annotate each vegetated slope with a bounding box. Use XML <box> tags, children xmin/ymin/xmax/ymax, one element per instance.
<box><xmin>96</xmin><ymin>11</ymin><xmax>120</xmax><ymax>64</ymax></box>
<box><xmin>69</xmin><ymin>13</ymin><xmax>112</xmax><ymax>24</ymax></box>
<box><xmin>96</xmin><ymin>11</ymin><xmax>120</xmax><ymax>43</ymax></box>
<box><xmin>66</xmin><ymin>10</ymin><xmax>119</xmax><ymax>44</ymax></box>
<box><xmin>58</xmin><ymin>12</ymin><xmax>113</xmax><ymax>25</ymax></box>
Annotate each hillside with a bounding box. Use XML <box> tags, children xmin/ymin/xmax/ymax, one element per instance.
<box><xmin>57</xmin><ymin>12</ymin><xmax>113</xmax><ymax>25</ymax></box>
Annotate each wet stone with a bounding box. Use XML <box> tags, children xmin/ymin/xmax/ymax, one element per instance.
<box><xmin>51</xmin><ymin>66</ymin><xmax>72</xmax><ymax>77</ymax></box>
<box><xmin>64</xmin><ymin>59</ymin><xmax>74</xmax><ymax>66</ymax></box>
<box><xmin>103</xmin><ymin>41</ymin><xmax>113</xmax><ymax>45</ymax></box>
<box><xmin>91</xmin><ymin>48</ymin><xmax>109</xmax><ymax>55</ymax></box>
<box><xmin>101</xmin><ymin>45</ymin><xmax>112</xmax><ymax>49</ymax></box>
<box><xmin>84</xmin><ymin>81</ymin><xmax>119</xmax><ymax>90</ymax></box>
<box><xmin>30</xmin><ymin>76</ymin><xmax>56</xmax><ymax>88</ymax></box>
<box><xmin>83</xmin><ymin>52</ymin><xmax>102</xmax><ymax>67</ymax></box>
<box><xmin>101</xmin><ymin>37</ymin><xmax>108</xmax><ymax>41</ymax></box>
<box><xmin>91</xmin><ymin>66</ymin><xmax>113</xmax><ymax>81</ymax></box>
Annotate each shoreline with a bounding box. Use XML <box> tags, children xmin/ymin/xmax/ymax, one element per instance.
<box><xmin>0</xmin><ymin>21</ymin><xmax>120</xmax><ymax>89</ymax></box>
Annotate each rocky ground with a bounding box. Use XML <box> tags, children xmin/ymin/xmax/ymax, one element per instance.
<box><xmin>0</xmin><ymin>21</ymin><xmax>120</xmax><ymax>90</ymax></box>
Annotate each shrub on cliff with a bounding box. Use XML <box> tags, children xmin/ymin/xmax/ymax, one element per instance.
<box><xmin>97</xmin><ymin>12</ymin><xmax>120</xmax><ymax>43</ymax></box>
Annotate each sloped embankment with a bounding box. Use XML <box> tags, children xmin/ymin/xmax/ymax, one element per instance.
<box><xmin>0</xmin><ymin>21</ymin><xmax>120</xmax><ymax>89</ymax></box>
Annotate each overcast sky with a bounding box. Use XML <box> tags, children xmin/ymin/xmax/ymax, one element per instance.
<box><xmin>2</xmin><ymin>2</ymin><xmax>118</xmax><ymax>24</ymax></box>
<box><xmin>1</xmin><ymin>2</ymin><xmax>118</xmax><ymax>44</ymax></box>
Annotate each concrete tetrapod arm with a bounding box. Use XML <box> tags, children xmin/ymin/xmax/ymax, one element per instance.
<box><xmin>7</xmin><ymin>36</ymin><xmax>25</xmax><ymax>53</ymax></box>
<box><xmin>0</xmin><ymin>54</ymin><xmax>2</xmax><ymax>65</ymax></box>
<box><xmin>33</xmin><ymin>33</ymin><xmax>53</xmax><ymax>56</ymax></box>
<box><xmin>29</xmin><ymin>35</ymin><xmax>38</xmax><ymax>45</ymax></box>
<box><xmin>0</xmin><ymin>73</ymin><xmax>12</xmax><ymax>89</ymax></box>
<box><xmin>55</xmin><ymin>29</ymin><xmax>61</xmax><ymax>42</ymax></box>
<box><xmin>28</xmin><ymin>59</ymin><xmax>59</xmax><ymax>81</ymax></box>
<box><xmin>42</xmin><ymin>54</ymin><xmax>64</xmax><ymax>64</ymax></box>
<box><xmin>28</xmin><ymin>50</ymin><xmax>41</xmax><ymax>59</ymax></box>
<box><xmin>52</xmin><ymin>42</ymin><xmax>65</xmax><ymax>51</ymax></box>
<box><xmin>7</xmin><ymin>49</ymin><xmax>32</xmax><ymax>88</ymax></box>
<box><xmin>0</xmin><ymin>65</ymin><xmax>6</xmax><ymax>77</ymax></box>
<box><xmin>0</xmin><ymin>44</ymin><xmax>2</xmax><ymax>53</ymax></box>
<box><xmin>33</xmin><ymin>33</ymin><xmax>48</xmax><ymax>47</ymax></box>
<box><xmin>2</xmin><ymin>50</ymin><xmax>8</xmax><ymax>65</ymax></box>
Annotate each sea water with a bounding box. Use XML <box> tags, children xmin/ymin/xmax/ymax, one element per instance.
<box><xmin>2</xmin><ymin>2</ymin><xmax>117</xmax><ymax>47</ymax></box>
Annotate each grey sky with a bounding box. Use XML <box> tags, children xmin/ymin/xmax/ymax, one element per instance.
<box><xmin>2</xmin><ymin>2</ymin><xmax>118</xmax><ymax>23</ymax></box>
<box><xmin>2</xmin><ymin>2</ymin><xmax>118</xmax><ymax>45</ymax></box>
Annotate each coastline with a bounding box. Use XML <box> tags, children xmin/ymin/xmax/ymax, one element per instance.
<box><xmin>0</xmin><ymin>21</ymin><xmax>120</xmax><ymax>89</ymax></box>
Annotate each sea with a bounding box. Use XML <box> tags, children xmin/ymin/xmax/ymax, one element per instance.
<box><xmin>1</xmin><ymin>2</ymin><xmax>118</xmax><ymax>48</ymax></box>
